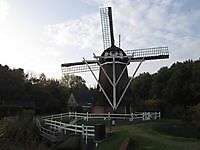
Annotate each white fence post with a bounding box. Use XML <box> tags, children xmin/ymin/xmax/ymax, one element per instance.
<box><xmin>75</xmin><ymin>112</ymin><xmax>77</xmax><ymax>120</ymax></box>
<box><xmin>154</xmin><ymin>112</ymin><xmax>157</xmax><ymax>120</ymax></box>
<box><xmin>148</xmin><ymin>112</ymin><xmax>151</xmax><ymax>120</ymax></box>
<box><xmin>82</xmin><ymin>124</ymin><xmax>84</xmax><ymax>138</ymax></box>
<box><xmin>64</xmin><ymin>128</ymin><xmax>66</xmax><ymax>135</ymax></box>
<box><xmin>51</xmin><ymin>115</ymin><xmax>53</xmax><ymax>129</ymax></box>
<box><xmin>130</xmin><ymin>113</ymin><xmax>133</xmax><ymax>121</ymax></box>
<box><xmin>158</xmin><ymin>112</ymin><xmax>161</xmax><ymax>119</ymax></box>
<box><xmin>86</xmin><ymin>112</ymin><xmax>89</xmax><ymax>121</ymax></box>
<box><xmin>85</xmin><ymin>126</ymin><xmax>88</xmax><ymax>145</ymax></box>
<box><xmin>142</xmin><ymin>112</ymin><xmax>145</xmax><ymax>120</ymax></box>
<box><xmin>75</xmin><ymin>125</ymin><xmax>77</xmax><ymax>134</ymax></box>
<box><xmin>108</xmin><ymin>112</ymin><xmax>110</xmax><ymax>120</ymax></box>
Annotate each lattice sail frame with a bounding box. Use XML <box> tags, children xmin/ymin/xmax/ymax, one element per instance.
<box><xmin>62</xmin><ymin>64</ymin><xmax>99</xmax><ymax>74</ymax></box>
<box><xmin>100</xmin><ymin>7</ymin><xmax>115</xmax><ymax>50</ymax></box>
<box><xmin>61</xmin><ymin>61</ymin><xmax>99</xmax><ymax>74</ymax></box>
<box><xmin>125</xmin><ymin>46</ymin><xmax>169</xmax><ymax>61</ymax></box>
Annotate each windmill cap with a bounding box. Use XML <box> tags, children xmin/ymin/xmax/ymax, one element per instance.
<box><xmin>101</xmin><ymin>45</ymin><xmax>127</xmax><ymax>57</ymax></box>
<box><xmin>100</xmin><ymin>45</ymin><xmax>128</xmax><ymax>63</ymax></box>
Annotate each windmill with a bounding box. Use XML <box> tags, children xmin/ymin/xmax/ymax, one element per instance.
<box><xmin>61</xmin><ymin>7</ymin><xmax>169</xmax><ymax>112</ymax></box>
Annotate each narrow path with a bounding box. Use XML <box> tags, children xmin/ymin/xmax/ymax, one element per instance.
<box><xmin>119</xmin><ymin>125</ymin><xmax>200</xmax><ymax>150</ymax></box>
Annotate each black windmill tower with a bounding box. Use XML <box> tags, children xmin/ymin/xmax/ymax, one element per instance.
<box><xmin>61</xmin><ymin>7</ymin><xmax>169</xmax><ymax>112</ymax></box>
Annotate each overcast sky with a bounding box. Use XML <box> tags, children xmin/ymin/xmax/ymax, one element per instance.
<box><xmin>0</xmin><ymin>0</ymin><xmax>199</xmax><ymax>87</ymax></box>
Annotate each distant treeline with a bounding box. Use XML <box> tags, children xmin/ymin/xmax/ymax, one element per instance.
<box><xmin>0</xmin><ymin>65</ymin><xmax>88</xmax><ymax>115</ymax></box>
<box><xmin>0</xmin><ymin>60</ymin><xmax>200</xmax><ymax>124</ymax></box>
<box><xmin>130</xmin><ymin>60</ymin><xmax>200</xmax><ymax>126</ymax></box>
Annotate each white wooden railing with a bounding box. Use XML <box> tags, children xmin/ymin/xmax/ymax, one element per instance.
<box><xmin>37</xmin><ymin>111</ymin><xmax>161</xmax><ymax>143</ymax></box>
<box><xmin>41</xmin><ymin>111</ymin><xmax>161</xmax><ymax>121</ymax></box>
<box><xmin>43</xmin><ymin>119</ymin><xmax>95</xmax><ymax>137</ymax></box>
<box><xmin>36</xmin><ymin>117</ymin><xmax>95</xmax><ymax>142</ymax></box>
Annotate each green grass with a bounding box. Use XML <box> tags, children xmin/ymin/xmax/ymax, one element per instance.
<box><xmin>96</xmin><ymin>119</ymin><xmax>200</xmax><ymax>150</ymax></box>
<box><xmin>136</xmin><ymin>120</ymin><xmax>200</xmax><ymax>139</ymax></box>
<box><xmin>96</xmin><ymin>131</ymin><xmax>129</xmax><ymax>150</ymax></box>
<box><xmin>0</xmin><ymin>122</ymin><xmax>7</xmax><ymax>136</ymax></box>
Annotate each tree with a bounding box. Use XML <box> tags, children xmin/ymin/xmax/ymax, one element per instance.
<box><xmin>150</xmin><ymin>67</ymin><xmax>170</xmax><ymax>99</ymax></box>
<box><xmin>144</xmin><ymin>99</ymin><xmax>161</xmax><ymax>111</ymax></box>
<box><xmin>0</xmin><ymin>65</ymin><xmax>26</xmax><ymax>101</ymax></box>
<box><xmin>60</xmin><ymin>74</ymin><xmax>87</xmax><ymax>90</ymax></box>
<box><xmin>164</xmin><ymin>61</ymin><xmax>193</xmax><ymax>107</ymax></box>
<box><xmin>189</xmin><ymin>103</ymin><xmax>200</xmax><ymax>128</ymax></box>
<box><xmin>130</xmin><ymin>72</ymin><xmax>152</xmax><ymax>111</ymax></box>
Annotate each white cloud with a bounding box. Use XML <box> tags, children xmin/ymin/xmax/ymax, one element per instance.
<box><xmin>0</xmin><ymin>0</ymin><xmax>9</xmax><ymax>23</ymax></box>
<box><xmin>44</xmin><ymin>13</ymin><xmax>102</xmax><ymax>50</ymax></box>
<box><xmin>83</xmin><ymin>0</ymin><xmax>111</xmax><ymax>6</ymax></box>
<box><xmin>44</xmin><ymin>0</ymin><xmax>200</xmax><ymax>75</ymax></box>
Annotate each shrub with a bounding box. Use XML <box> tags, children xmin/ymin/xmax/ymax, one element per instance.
<box><xmin>170</xmin><ymin>105</ymin><xmax>185</xmax><ymax>119</ymax></box>
<box><xmin>189</xmin><ymin>103</ymin><xmax>200</xmax><ymax>128</ymax></box>
<box><xmin>0</xmin><ymin>110</ymin><xmax>50</xmax><ymax>149</ymax></box>
<box><xmin>144</xmin><ymin>99</ymin><xmax>160</xmax><ymax>111</ymax></box>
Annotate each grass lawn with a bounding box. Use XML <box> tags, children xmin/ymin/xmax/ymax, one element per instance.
<box><xmin>95</xmin><ymin>119</ymin><xmax>200</xmax><ymax>150</ymax></box>
<box><xmin>0</xmin><ymin>121</ymin><xmax>7</xmax><ymax>136</ymax></box>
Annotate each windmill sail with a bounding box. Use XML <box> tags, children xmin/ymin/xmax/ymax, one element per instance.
<box><xmin>124</xmin><ymin>46</ymin><xmax>169</xmax><ymax>61</ymax></box>
<box><xmin>100</xmin><ymin>7</ymin><xmax>115</xmax><ymax>49</ymax></box>
<box><xmin>61</xmin><ymin>61</ymin><xmax>99</xmax><ymax>74</ymax></box>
